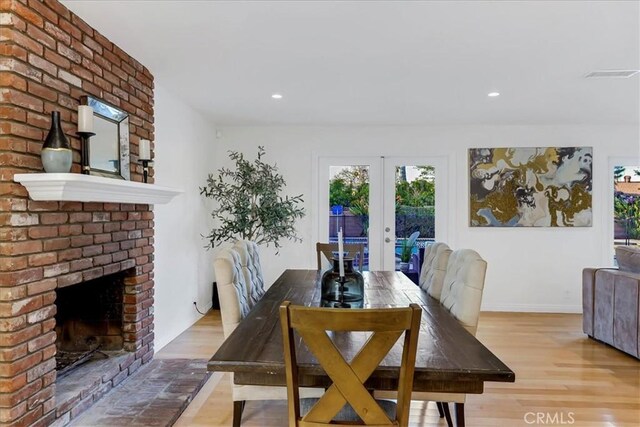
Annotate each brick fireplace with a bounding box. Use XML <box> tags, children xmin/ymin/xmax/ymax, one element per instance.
<box><xmin>0</xmin><ymin>1</ymin><xmax>156</xmax><ymax>425</ymax></box>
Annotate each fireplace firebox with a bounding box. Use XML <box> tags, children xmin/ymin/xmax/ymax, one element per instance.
<box><xmin>55</xmin><ymin>272</ymin><xmax>126</xmax><ymax>377</ymax></box>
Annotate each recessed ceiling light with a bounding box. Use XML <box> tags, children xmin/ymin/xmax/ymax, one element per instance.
<box><xmin>271</xmin><ymin>93</ymin><xmax>283</xmax><ymax>99</ymax></box>
<box><xmin>488</xmin><ymin>92</ymin><xmax>500</xmax><ymax>97</ymax></box>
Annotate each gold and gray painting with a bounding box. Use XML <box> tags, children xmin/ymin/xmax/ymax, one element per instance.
<box><xmin>469</xmin><ymin>147</ymin><xmax>592</xmax><ymax>227</ymax></box>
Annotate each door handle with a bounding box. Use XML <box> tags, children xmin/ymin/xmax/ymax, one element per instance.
<box><xmin>385</xmin><ymin>237</ymin><xmax>391</xmax><ymax>243</ymax></box>
<box><xmin>385</xmin><ymin>227</ymin><xmax>390</xmax><ymax>232</ymax></box>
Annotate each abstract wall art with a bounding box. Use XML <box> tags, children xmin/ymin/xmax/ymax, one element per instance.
<box><xmin>469</xmin><ymin>147</ymin><xmax>592</xmax><ymax>227</ymax></box>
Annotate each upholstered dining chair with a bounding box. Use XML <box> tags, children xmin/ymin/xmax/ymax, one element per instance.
<box><xmin>214</xmin><ymin>248</ymin><xmax>322</xmax><ymax>427</ymax></box>
<box><xmin>232</xmin><ymin>240</ymin><xmax>266</xmax><ymax>307</ymax></box>
<box><xmin>377</xmin><ymin>248</ymin><xmax>487</xmax><ymax>427</ymax></box>
<box><xmin>279</xmin><ymin>301</ymin><xmax>422</xmax><ymax>427</ymax></box>
<box><xmin>418</xmin><ymin>248</ymin><xmax>487</xmax><ymax>427</ymax></box>
<box><xmin>316</xmin><ymin>242</ymin><xmax>365</xmax><ymax>272</ymax></box>
<box><xmin>418</xmin><ymin>242</ymin><xmax>452</xmax><ymax>300</ymax></box>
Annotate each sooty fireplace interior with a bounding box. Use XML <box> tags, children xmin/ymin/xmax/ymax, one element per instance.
<box><xmin>55</xmin><ymin>272</ymin><xmax>125</xmax><ymax>377</ymax></box>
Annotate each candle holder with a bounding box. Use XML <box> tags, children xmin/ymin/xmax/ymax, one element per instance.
<box><xmin>76</xmin><ymin>131</ymin><xmax>95</xmax><ymax>175</ymax></box>
<box><xmin>140</xmin><ymin>159</ymin><xmax>151</xmax><ymax>183</ymax></box>
<box><xmin>138</xmin><ymin>139</ymin><xmax>152</xmax><ymax>183</ymax></box>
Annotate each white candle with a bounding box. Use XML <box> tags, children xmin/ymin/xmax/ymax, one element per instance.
<box><xmin>77</xmin><ymin>105</ymin><xmax>94</xmax><ymax>132</ymax></box>
<box><xmin>338</xmin><ymin>228</ymin><xmax>345</xmax><ymax>278</ymax></box>
<box><xmin>139</xmin><ymin>139</ymin><xmax>151</xmax><ymax>160</ymax></box>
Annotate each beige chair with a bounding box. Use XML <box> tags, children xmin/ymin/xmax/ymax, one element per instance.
<box><xmin>215</xmin><ymin>248</ymin><xmax>251</xmax><ymax>336</ymax></box>
<box><xmin>316</xmin><ymin>242</ymin><xmax>365</xmax><ymax>272</ymax></box>
<box><xmin>377</xmin><ymin>248</ymin><xmax>488</xmax><ymax>427</ymax></box>
<box><xmin>280</xmin><ymin>301</ymin><xmax>422</xmax><ymax>427</ymax></box>
<box><xmin>232</xmin><ymin>240</ymin><xmax>266</xmax><ymax>307</ymax></box>
<box><xmin>439</xmin><ymin>249</ymin><xmax>488</xmax><ymax>335</ymax></box>
<box><xmin>214</xmin><ymin>248</ymin><xmax>322</xmax><ymax>427</ymax></box>
<box><xmin>418</xmin><ymin>242</ymin><xmax>452</xmax><ymax>299</ymax></box>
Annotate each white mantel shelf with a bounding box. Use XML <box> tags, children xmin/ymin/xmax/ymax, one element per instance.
<box><xmin>14</xmin><ymin>173</ymin><xmax>183</xmax><ymax>205</ymax></box>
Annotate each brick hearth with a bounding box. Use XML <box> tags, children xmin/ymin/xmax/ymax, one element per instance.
<box><xmin>0</xmin><ymin>1</ymin><xmax>156</xmax><ymax>425</ymax></box>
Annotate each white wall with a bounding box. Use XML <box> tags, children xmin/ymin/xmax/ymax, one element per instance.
<box><xmin>153</xmin><ymin>85</ymin><xmax>216</xmax><ymax>351</ymax></box>
<box><xmin>215</xmin><ymin>125</ymin><xmax>639</xmax><ymax>313</ymax></box>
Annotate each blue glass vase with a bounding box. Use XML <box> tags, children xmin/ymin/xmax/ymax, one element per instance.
<box><xmin>321</xmin><ymin>257</ymin><xmax>364</xmax><ymax>308</ymax></box>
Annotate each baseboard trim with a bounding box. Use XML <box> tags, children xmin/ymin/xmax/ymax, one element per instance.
<box><xmin>482</xmin><ymin>304</ymin><xmax>582</xmax><ymax>314</ymax></box>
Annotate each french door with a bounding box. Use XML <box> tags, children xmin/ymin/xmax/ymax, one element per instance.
<box><xmin>317</xmin><ymin>156</ymin><xmax>448</xmax><ymax>272</ymax></box>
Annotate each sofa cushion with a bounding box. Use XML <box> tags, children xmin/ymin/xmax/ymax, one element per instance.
<box><xmin>593</xmin><ymin>269</ymin><xmax>616</xmax><ymax>346</ymax></box>
<box><xmin>613</xmin><ymin>274</ymin><xmax>639</xmax><ymax>358</ymax></box>
<box><xmin>616</xmin><ymin>245</ymin><xmax>640</xmax><ymax>274</ymax></box>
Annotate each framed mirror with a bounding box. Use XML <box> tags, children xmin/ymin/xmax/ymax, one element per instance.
<box><xmin>80</xmin><ymin>95</ymin><xmax>130</xmax><ymax>180</ymax></box>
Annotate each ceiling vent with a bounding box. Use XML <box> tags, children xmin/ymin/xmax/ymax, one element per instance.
<box><xmin>585</xmin><ymin>70</ymin><xmax>639</xmax><ymax>78</ymax></box>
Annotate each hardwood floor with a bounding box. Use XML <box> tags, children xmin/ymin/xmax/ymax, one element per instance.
<box><xmin>161</xmin><ymin>311</ymin><xmax>640</xmax><ymax>427</ymax></box>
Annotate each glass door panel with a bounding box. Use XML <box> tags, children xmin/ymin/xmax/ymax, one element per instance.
<box><xmin>318</xmin><ymin>157</ymin><xmax>382</xmax><ymax>271</ymax></box>
<box><xmin>328</xmin><ymin>165</ymin><xmax>370</xmax><ymax>271</ymax></box>
<box><xmin>382</xmin><ymin>157</ymin><xmax>447</xmax><ymax>273</ymax></box>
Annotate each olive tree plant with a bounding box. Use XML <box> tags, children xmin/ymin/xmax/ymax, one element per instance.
<box><xmin>200</xmin><ymin>146</ymin><xmax>305</xmax><ymax>250</ymax></box>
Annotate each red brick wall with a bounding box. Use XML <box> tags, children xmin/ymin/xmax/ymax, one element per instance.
<box><xmin>0</xmin><ymin>1</ymin><xmax>155</xmax><ymax>425</ymax></box>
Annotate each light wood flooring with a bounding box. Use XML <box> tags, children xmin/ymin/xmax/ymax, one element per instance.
<box><xmin>158</xmin><ymin>311</ymin><xmax>640</xmax><ymax>427</ymax></box>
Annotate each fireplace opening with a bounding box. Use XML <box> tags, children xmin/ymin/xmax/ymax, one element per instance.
<box><xmin>55</xmin><ymin>272</ymin><xmax>125</xmax><ymax>377</ymax></box>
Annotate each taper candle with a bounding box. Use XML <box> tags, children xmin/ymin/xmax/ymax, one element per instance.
<box><xmin>338</xmin><ymin>228</ymin><xmax>345</xmax><ymax>278</ymax></box>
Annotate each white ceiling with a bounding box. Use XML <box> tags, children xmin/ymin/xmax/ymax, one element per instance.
<box><xmin>62</xmin><ymin>0</ymin><xmax>639</xmax><ymax>126</ymax></box>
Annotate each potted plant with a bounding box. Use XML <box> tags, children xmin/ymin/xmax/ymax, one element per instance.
<box><xmin>200</xmin><ymin>146</ymin><xmax>305</xmax><ymax>250</ymax></box>
<box><xmin>398</xmin><ymin>231</ymin><xmax>420</xmax><ymax>272</ymax></box>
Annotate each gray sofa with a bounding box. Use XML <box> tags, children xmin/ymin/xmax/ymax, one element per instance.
<box><xmin>583</xmin><ymin>246</ymin><xmax>640</xmax><ymax>359</ymax></box>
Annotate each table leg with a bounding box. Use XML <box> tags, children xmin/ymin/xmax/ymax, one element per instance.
<box><xmin>454</xmin><ymin>402</ymin><xmax>465</xmax><ymax>427</ymax></box>
<box><xmin>233</xmin><ymin>400</ymin><xmax>245</xmax><ymax>427</ymax></box>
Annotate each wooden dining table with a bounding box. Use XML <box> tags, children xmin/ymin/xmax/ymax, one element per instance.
<box><xmin>208</xmin><ymin>269</ymin><xmax>515</xmax><ymax>394</ymax></box>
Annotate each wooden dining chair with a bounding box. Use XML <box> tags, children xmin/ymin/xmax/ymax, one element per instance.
<box><xmin>279</xmin><ymin>301</ymin><xmax>422</xmax><ymax>427</ymax></box>
<box><xmin>316</xmin><ymin>242</ymin><xmax>365</xmax><ymax>272</ymax></box>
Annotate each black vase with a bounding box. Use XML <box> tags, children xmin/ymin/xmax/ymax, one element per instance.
<box><xmin>41</xmin><ymin>111</ymin><xmax>72</xmax><ymax>173</ymax></box>
<box><xmin>321</xmin><ymin>257</ymin><xmax>365</xmax><ymax>308</ymax></box>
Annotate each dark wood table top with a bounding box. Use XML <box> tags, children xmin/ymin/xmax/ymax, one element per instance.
<box><xmin>208</xmin><ymin>269</ymin><xmax>515</xmax><ymax>393</ymax></box>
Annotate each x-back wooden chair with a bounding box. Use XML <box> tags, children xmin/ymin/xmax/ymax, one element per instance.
<box><xmin>279</xmin><ymin>301</ymin><xmax>422</xmax><ymax>427</ymax></box>
<box><xmin>316</xmin><ymin>242</ymin><xmax>366</xmax><ymax>272</ymax></box>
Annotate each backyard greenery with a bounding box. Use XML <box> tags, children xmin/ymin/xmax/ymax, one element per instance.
<box><xmin>329</xmin><ymin>166</ymin><xmax>435</xmax><ymax>238</ymax></box>
<box><xmin>399</xmin><ymin>232</ymin><xmax>420</xmax><ymax>263</ymax></box>
<box><xmin>614</xmin><ymin>166</ymin><xmax>627</xmax><ymax>182</ymax></box>
<box><xmin>614</xmin><ymin>192</ymin><xmax>640</xmax><ymax>239</ymax></box>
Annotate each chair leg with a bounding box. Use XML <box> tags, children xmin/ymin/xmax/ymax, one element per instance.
<box><xmin>436</xmin><ymin>401</ymin><xmax>444</xmax><ymax>418</ymax></box>
<box><xmin>441</xmin><ymin>402</ymin><xmax>453</xmax><ymax>427</ymax></box>
<box><xmin>233</xmin><ymin>400</ymin><xmax>245</xmax><ymax>427</ymax></box>
<box><xmin>454</xmin><ymin>403</ymin><xmax>465</xmax><ymax>427</ymax></box>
